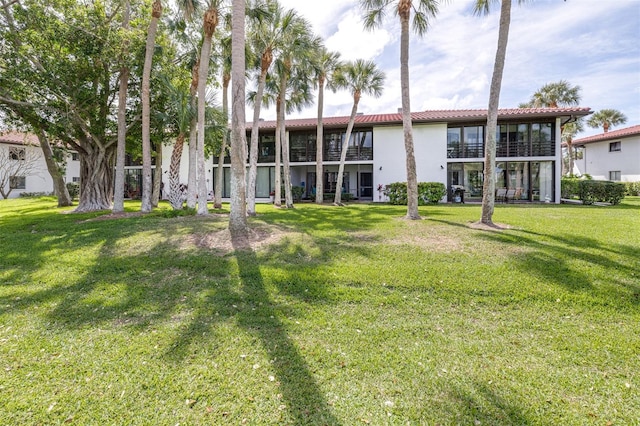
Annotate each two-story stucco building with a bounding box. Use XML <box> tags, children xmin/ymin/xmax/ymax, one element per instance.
<box><xmin>187</xmin><ymin>107</ymin><xmax>590</xmax><ymax>204</ymax></box>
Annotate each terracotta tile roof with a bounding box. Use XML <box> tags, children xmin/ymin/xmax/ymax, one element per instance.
<box><xmin>0</xmin><ymin>131</ymin><xmax>39</xmax><ymax>145</ymax></box>
<box><xmin>572</xmin><ymin>124</ymin><xmax>640</xmax><ymax>146</ymax></box>
<box><xmin>248</xmin><ymin>107</ymin><xmax>592</xmax><ymax>131</ymax></box>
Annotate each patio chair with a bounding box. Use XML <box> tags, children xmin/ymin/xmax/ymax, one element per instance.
<box><xmin>505</xmin><ymin>188</ymin><xmax>516</xmax><ymax>203</ymax></box>
<box><xmin>496</xmin><ymin>188</ymin><xmax>507</xmax><ymax>203</ymax></box>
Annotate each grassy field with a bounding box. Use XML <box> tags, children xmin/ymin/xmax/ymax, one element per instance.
<box><xmin>1</xmin><ymin>197</ymin><xmax>639</xmax><ymax>425</ymax></box>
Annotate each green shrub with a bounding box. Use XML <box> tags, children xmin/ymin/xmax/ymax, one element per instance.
<box><xmin>623</xmin><ymin>181</ymin><xmax>640</xmax><ymax>196</ymax></box>
<box><xmin>66</xmin><ymin>182</ymin><xmax>80</xmax><ymax>200</ymax></box>
<box><xmin>291</xmin><ymin>186</ymin><xmax>304</xmax><ymax>202</ymax></box>
<box><xmin>419</xmin><ymin>182</ymin><xmax>447</xmax><ymax>204</ymax></box>
<box><xmin>577</xmin><ymin>180</ymin><xmax>625</xmax><ymax>205</ymax></box>
<box><xmin>160</xmin><ymin>207</ymin><xmax>197</xmax><ymax>218</ymax></box>
<box><xmin>561</xmin><ymin>176</ymin><xmax>581</xmax><ymax>199</ymax></box>
<box><xmin>384</xmin><ymin>182</ymin><xmax>446</xmax><ymax>205</ymax></box>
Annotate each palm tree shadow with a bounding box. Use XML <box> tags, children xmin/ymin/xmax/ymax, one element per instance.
<box><xmin>231</xmin><ymin>231</ymin><xmax>341</xmax><ymax>425</ymax></box>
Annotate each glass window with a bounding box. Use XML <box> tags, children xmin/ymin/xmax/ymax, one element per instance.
<box><xmin>447</xmin><ymin>127</ymin><xmax>462</xmax><ymax>158</ymax></box>
<box><xmin>508</xmin><ymin>162</ymin><xmax>529</xmax><ymax>199</ymax></box>
<box><xmin>531</xmin><ymin>123</ymin><xmax>554</xmax><ymax>156</ymax></box>
<box><xmin>464</xmin><ymin>126</ymin><xmax>484</xmax><ymax>158</ymax></box>
<box><xmin>10</xmin><ymin>176</ymin><xmax>26</xmax><ymax>189</ymax></box>
<box><xmin>9</xmin><ymin>147</ymin><xmax>25</xmax><ymax>160</ymax></box>
<box><xmin>609</xmin><ymin>142</ymin><xmax>621</xmax><ymax>152</ymax></box>
<box><xmin>609</xmin><ymin>171</ymin><xmax>621</xmax><ymax>181</ymax></box>
<box><xmin>532</xmin><ymin>161</ymin><xmax>554</xmax><ymax>202</ymax></box>
<box><xmin>71</xmin><ymin>152</ymin><xmax>79</xmax><ymax>161</ymax></box>
<box><xmin>258</xmin><ymin>134</ymin><xmax>276</xmax><ymax>163</ymax></box>
<box><xmin>497</xmin><ymin>125</ymin><xmax>508</xmax><ymax>157</ymax></box>
<box><xmin>463</xmin><ymin>163</ymin><xmax>484</xmax><ymax>198</ymax></box>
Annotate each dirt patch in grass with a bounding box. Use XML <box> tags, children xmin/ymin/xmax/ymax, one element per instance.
<box><xmin>467</xmin><ymin>221</ymin><xmax>513</xmax><ymax>231</ymax></box>
<box><xmin>181</xmin><ymin>226</ymin><xmax>291</xmax><ymax>254</ymax></box>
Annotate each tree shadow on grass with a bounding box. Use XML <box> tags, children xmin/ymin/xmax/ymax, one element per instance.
<box><xmin>445</xmin><ymin>381</ymin><xmax>533</xmax><ymax>425</ymax></box>
<box><xmin>230</xmin><ymin>232</ymin><xmax>341</xmax><ymax>425</ymax></box>
<box><xmin>477</xmin><ymin>228</ymin><xmax>640</xmax><ymax>307</ymax></box>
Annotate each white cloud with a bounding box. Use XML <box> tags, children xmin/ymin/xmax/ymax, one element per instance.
<box><xmin>258</xmin><ymin>0</ymin><xmax>640</xmax><ymax>138</ymax></box>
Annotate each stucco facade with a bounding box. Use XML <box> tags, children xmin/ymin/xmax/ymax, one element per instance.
<box><xmin>572</xmin><ymin>125</ymin><xmax>640</xmax><ymax>182</ymax></box>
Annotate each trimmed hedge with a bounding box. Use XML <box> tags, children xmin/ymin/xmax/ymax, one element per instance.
<box><xmin>384</xmin><ymin>182</ymin><xmax>446</xmax><ymax>205</ymax></box>
<box><xmin>561</xmin><ymin>176</ymin><xmax>581</xmax><ymax>199</ymax></box>
<box><xmin>577</xmin><ymin>180</ymin><xmax>625</xmax><ymax>205</ymax></box>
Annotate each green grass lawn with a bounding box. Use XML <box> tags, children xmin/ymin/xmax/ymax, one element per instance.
<box><xmin>1</xmin><ymin>197</ymin><xmax>639</xmax><ymax>425</ymax></box>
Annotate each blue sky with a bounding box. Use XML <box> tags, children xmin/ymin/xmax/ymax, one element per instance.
<box><xmin>268</xmin><ymin>0</ymin><xmax>640</xmax><ymax>138</ymax></box>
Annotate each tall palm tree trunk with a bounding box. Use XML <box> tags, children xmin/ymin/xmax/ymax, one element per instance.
<box><xmin>141</xmin><ymin>0</ymin><xmax>162</xmax><ymax>213</ymax></box>
<box><xmin>315</xmin><ymin>75</ymin><xmax>325</xmax><ymax>204</ymax></box>
<box><xmin>399</xmin><ymin>3</ymin><xmax>419</xmax><ymax>220</ymax></box>
<box><xmin>169</xmin><ymin>133</ymin><xmax>185</xmax><ymax>209</ymax></box>
<box><xmin>214</xmin><ymin>72</ymin><xmax>229</xmax><ymax>209</ymax></box>
<box><xmin>480</xmin><ymin>0</ymin><xmax>511</xmax><ymax>225</ymax></box>
<box><xmin>196</xmin><ymin>7</ymin><xmax>218</xmax><ymax>215</ymax></box>
<box><xmin>187</xmin><ymin>61</ymin><xmax>198</xmax><ymax>209</ymax></box>
<box><xmin>229</xmin><ymin>0</ymin><xmax>248</xmax><ymax>233</ymax></box>
<box><xmin>152</xmin><ymin>142</ymin><xmax>162</xmax><ymax>206</ymax></box>
<box><xmin>334</xmin><ymin>94</ymin><xmax>359</xmax><ymax>205</ymax></box>
<box><xmin>274</xmin><ymin>96</ymin><xmax>282</xmax><ymax>208</ymax></box>
<box><xmin>247</xmin><ymin>52</ymin><xmax>272</xmax><ymax>215</ymax></box>
<box><xmin>113</xmin><ymin>0</ymin><xmax>130</xmax><ymax>213</ymax></box>
<box><xmin>278</xmin><ymin>76</ymin><xmax>294</xmax><ymax>208</ymax></box>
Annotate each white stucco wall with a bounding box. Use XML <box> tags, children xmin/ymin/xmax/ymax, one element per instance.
<box><xmin>578</xmin><ymin>135</ymin><xmax>640</xmax><ymax>181</ymax></box>
<box><xmin>372</xmin><ymin>123</ymin><xmax>448</xmax><ymax>201</ymax></box>
<box><xmin>0</xmin><ymin>143</ymin><xmax>53</xmax><ymax>198</ymax></box>
<box><xmin>161</xmin><ymin>143</ymin><xmax>216</xmax><ymax>197</ymax></box>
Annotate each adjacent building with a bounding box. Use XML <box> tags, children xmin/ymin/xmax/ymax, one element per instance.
<box><xmin>572</xmin><ymin>125</ymin><xmax>640</xmax><ymax>182</ymax></box>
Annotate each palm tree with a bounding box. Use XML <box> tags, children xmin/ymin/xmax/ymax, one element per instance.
<box><xmin>113</xmin><ymin>0</ymin><xmax>130</xmax><ymax>213</ymax></box>
<box><xmin>521</xmin><ymin>80</ymin><xmax>581</xmax><ymax>108</ymax></box>
<box><xmin>262</xmin><ymin>11</ymin><xmax>313</xmax><ymax>208</ymax></box>
<box><xmin>246</xmin><ymin>2</ymin><xmax>306</xmax><ymax>214</ymax></box>
<box><xmin>141</xmin><ymin>0</ymin><xmax>163</xmax><ymax>213</ymax></box>
<box><xmin>474</xmin><ymin>0</ymin><xmax>511</xmax><ymax>226</ymax></box>
<box><xmin>229</xmin><ymin>0</ymin><xmax>248</xmax><ymax>233</ymax></box>
<box><xmin>333</xmin><ymin>59</ymin><xmax>385</xmax><ymax>206</ymax></box>
<box><xmin>312</xmin><ymin>46</ymin><xmax>343</xmax><ymax>204</ymax></box>
<box><xmin>195</xmin><ymin>1</ymin><xmax>221</xmax><ymax>215</ymax></box>
<box><xmin>587</xmin><ymin>108</ymin><xmax>627</xmax><ymax>133</ymax></box>
<box><xmin>214</xmin><ymin>33</ymin><xmax>231</xmax><ymax>209</ymax></box>
<box><xmin>561</xmin><ymin>118</ymin><xmax>584</xmax><ymax>176</ymax></box>
<box><xmin>361</xmin><ymin>0</ymin><xmax>443</xmax><ymax>220</ymax></box>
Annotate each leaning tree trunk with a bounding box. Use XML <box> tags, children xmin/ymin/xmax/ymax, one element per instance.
<box><xmin>36</xmin><ymin>128</ymin><xmax>72</xmax><ymax>207</ymax></box>
<box><xmin>399</xmin><ymin>7</ymin><xmax>420</xmax><ymax>220</ymax></box>
<box><xmin>480</xmin><ymin>0</ymin><xmax>511</xmax><ymax>225</ymax></box>
<box><xmin>168</xmin><ymin>133</ymin><xmax>185</xmax><ymax>209</ymax></box>
<box><xmin>229</xmin><ymin>0</ymin><xmax>248</xmax><ymax>233</ymax></box>
<box><xmin>75</xmin><ymin>143</ymin><xmax>116</xmax><ymax>212</ymax></box>
<box><xmin>334</xmin><ymin>95</ymin><xmax>359</xmax><ymax>206</ymax></box>
<box><xmin>141</xmin><ymin>0</ymin><xmax>162</xmax><ymax>213</ymax></box>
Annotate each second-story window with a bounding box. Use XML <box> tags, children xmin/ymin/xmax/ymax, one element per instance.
<box><xmin>609</xmin><ymin>141</ymin><xmax>621</xmax><ymax>152</ymax></box>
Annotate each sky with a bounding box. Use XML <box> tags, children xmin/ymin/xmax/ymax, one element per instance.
<box><xmin>260</xmin><ymin>0</ymin><xmax>640</xmax><ymax>138</ymax></box>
